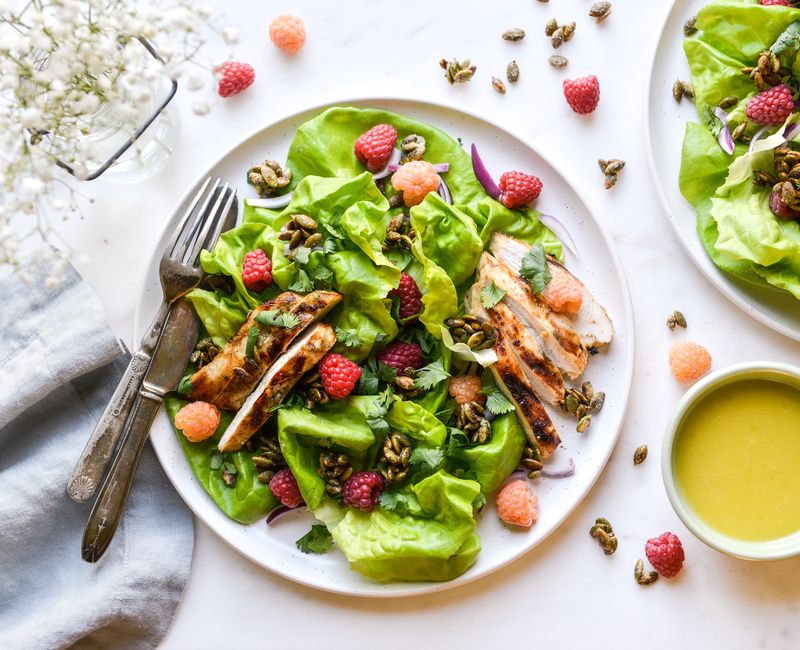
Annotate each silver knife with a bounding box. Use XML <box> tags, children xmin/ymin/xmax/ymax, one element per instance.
<box><xmin>81</xmin><ymin>299</ymin><xmax>199</xmax><ymax>562</ymax></box>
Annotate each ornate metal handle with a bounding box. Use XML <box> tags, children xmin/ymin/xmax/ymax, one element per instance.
<box><xmin>67</xmin><ymin>301</ymin><xmax>169</xmax><ymax>502</ymax></box>
<box><xmin>81</xmin><ymin>391</ymin><xmax>162</xmax><ymax>562</ymax></box>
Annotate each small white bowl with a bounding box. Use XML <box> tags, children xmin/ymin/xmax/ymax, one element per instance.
<box><xmin>662</xmin><ymin>361</ymin><xmax>800</xmax><ymax>561</ymax></box>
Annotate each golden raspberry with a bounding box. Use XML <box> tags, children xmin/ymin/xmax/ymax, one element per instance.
<box><xmin>174</xmin><ymin>401</ymin><xmax>220</xmax><ymax>442</ymax></box>
<box><xmin>269</xmin><ymin>15</ymin><xmax>306</xmax><ymax>54</ymax></box>
<box><xmin>448</xmin><ymin>375</ymin><xmax>484</xmax><ymax>405</ymax></box>
<box><xmin>391</xmin><ymin>160</ymin><xmax>440</xmax><ymax>207</ymax></box>
<box><xmin>669</xmin><ymin>341</ymin><xmax>711</xmax><ymax>382</ymax></box>
<box><xmin>541</xmin><ymin>273</ymin><xmax>583</xmax><ymax>314</ymax></box>
<box><xmin>496</xmin><ymin>480</ymin><xmax>539</xmax><ymax>528</ymax></box>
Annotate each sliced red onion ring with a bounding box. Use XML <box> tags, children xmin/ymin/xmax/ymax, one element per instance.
<box><xmin>470</xmin><ymin>143</ymin><xmax>502</xmax><ymax>200</ymax></box>
<box><xmin>248</xmin><ymin>193</ymin><xmax>293</xmax><ymax>209</ymax></box>
<box><xmin>539</xmin><ymin>213</ymin><xmax>579</xmax><ymax>258</ymax></box>
<box><xmin>749</xmin><ymin>125</ymin><xmax>770</xmax><ymax>153</ymax></box>
<box><xmin>371</xmin><ymin>148</ymin><xmax>402</xmax><ymax>180</ymax></box>
<box><xmin>500</xmin><ymin>469</ymin><xmax>529</xmax><ymax>490</ymax></box>
<box><xmin>714</xmin><ymin>106</ymin><xmax>735</xmax><ymax>155</ymax></box>
<box><xmin>387</xmin><ymin>162</ymin><xmax>449</xmax><ymax>173</ymax></box>
<box><xmin>437</xmin><ymin>178</ymin><xmax>453</xmax><ymax>204</ymax></box>
<box><xmin>784</xmin><ymin>122</ymin><xmax>800</xmax><ymax>141</ymax></box>
<box><xmin>266</xmin><ymin>504</ymin><xmax>307</xmax><ymax>525</ymax></box>
<box><xmin>540</xmin><ymin>457</ymin><xmax>575</xmax><ymax>479</ymax></box>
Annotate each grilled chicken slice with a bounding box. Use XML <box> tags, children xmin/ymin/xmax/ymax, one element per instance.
<box><xmin>218</xmin><ymin>323</ymin><xmax>336</xmax><ymax>452</ymax></box>
<box><xmin>190</xmin><ymin>290</ymin><xmax>341</xmax><ymax>410</ymax></box>
<box><xmin>477</xmin><ymin>253</ymin><xmax>588</xmax><ymax>379</ymax></box>
<box><xmin>489</xmin><ymin>232</ymin><xmax>614</xmax><ymax>347</ymax></box>
<box><xmin>488</xmin><ymin>330</ymin><xmax>560</xmax><ymax>458</ymax></box>
<box><xmin>464</xmin><ymin>285</ymin><xmax>565</xmax><ymax>406</ymax></box>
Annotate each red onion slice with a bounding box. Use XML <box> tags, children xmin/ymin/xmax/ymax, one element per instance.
<box><xmin>539</xmin><ymin>213</ymin><xmax>579</xmax><ymax>258</ymax></box>
<box><xmin>499</xmin><ymin>469</ymin><xmax>529</xmax><ymax>491</ymax></box>
<box><xmin>749</xmin><ymin>125</ymin><xmax>770</xmax><ymax>153</ymax></box>
<box><xmin>784</xmin><ymin>122</ymin><xmax>800</xmax><ymax>141</ymax></box>
<box><xmin>266</xmin><ymin>504</ymin><xmax>307</xmax><ymax>525</ymax></box>
<box><xmin>372</xmin><ymin>149</ymin><xmax>402</xmax><ymax>180</ymax></box>
<box><xmin>714</xmin><ymin>107</ymin><xmax>735</xmax><ymax>155</ymax></box>
<box><xmin>470</xmin><ymin>143</ymin><xmax>502</xmax><ymax>200</ymax></box>
<box><xmin>387</xmin><ymin>162</ymin><xmax>449</xmax><ymax>173</ymax></box>
<box><xmin>248</xmin><ymin>193</ymin><xmax>293</xmax><ymax>209</ymax></box>
<box><xmin>437</xmin><ymin>178</ymin><xmax>453</xmax><ymax>204</ymax></box>
<box><xmin>540</xmin><ymin>457</ymin><xmax>575</xmax><ymax>479</ymax></box>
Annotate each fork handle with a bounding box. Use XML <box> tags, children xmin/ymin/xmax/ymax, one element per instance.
<box><xmin>81</xmin><ymin>390</ymin><xmax>162</xmax><ymax>562</ymax></box>
<box><xmin>67</xmin><ymin>301</ymin><xmax>169</xmax><ymax>502</ymax></box>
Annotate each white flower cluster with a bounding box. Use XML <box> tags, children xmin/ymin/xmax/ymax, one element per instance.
<box><xmin>0</xmin><ymin>0</ymin><xmax>230</xmax><ymax>276</ymax></box>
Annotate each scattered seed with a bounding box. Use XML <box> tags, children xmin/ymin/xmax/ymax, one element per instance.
<box><xmin>683</xmin><ymin>15</ymin><xmax>698</xmax><ymax>36</ymax></box>
<box><xmin>599</xmin><ymin>159</ymin><xmax>625</xmax><ymax>190</ymax></box>
<box><xmin>549</xmin><ymin>54</ymin><xmax>569</xmax><ymax>68</ymax></box>
<box><xmin>635</xmin><ymin>559</ymin><xmax>659</xmax><ymax>586</ymax></box>
<box><xmin>545</xmin><ymin>18</ymin><xmax>558</xmax><ymax>37</ymax></box>
<box><xmin>681</xmin><ymin>81</ymin><xmax>694</xmax><ymax>99</ymax></box>
<box><xmin>589</xmin><ymin>2</ymin><xmax>612</xmax><ymax>23</ymax></box>
<box><xmin>222</xmin><ymin>469</ymin><xmax>236</xmax><ymax>487</ymax></box>
<box><xmin>666</xmin><ymin>310</ymin><xmax>687</xmax><ymax>331</ymax></box>
<box><xmin>718</xmin><ymin>95</ymin><xmax>738</xmax><ymax>110</ymax></box>
<box><xmin>590</xmin><ymin>517</ymin><xmax>618</xmax><ymax>555</ymax></box>
<box><xmin>507</xmin><ymin>60</ymin><xmax>519</xmax><ymax>83</ymax></box>
<box><xmin>551</xmin><ymin>28</ymin><xmax>565</xmax><ymax>48</ymax></box>
<box><xmin>673</xmin><ymin>79</ymin><xmax>684</xmax><ymax>102</ymax></box>
<box><xmin>731</xmin><ymin>121</ymin><xmax>747</xmax><ymax>142</ymax></box>
<box><xmin>537</xmin><ymin>0</ymin><xmax>549</xmax><ymax>3</ymax></box>
<box><xmin>633</xmin><ymin>445</ymin><xmax>648</xmax><ymax>466</ymax></box>
<box><xmin>577</xmin><ymin>414</ymin><xmax>592</xmax><ymax>433</ymax></box>
<box><xmin>440</xmin><ymin>58</ymin><xmax>476</xmax><ymax>84</ymax></box>
<box><xmin>492</xmin><ymin>76</ymin><xmax>507</xmax><ymax>94</ymax></box>
<box><xmin>502</xmin><ymin>28</ymin><xmax>525</xmax><ymax>42</ymax></box>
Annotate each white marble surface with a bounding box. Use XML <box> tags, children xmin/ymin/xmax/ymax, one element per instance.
<box><xmin>58</xmin><ymin>0</ymin><xmax>800</xmax><ymax>647</ymax></box>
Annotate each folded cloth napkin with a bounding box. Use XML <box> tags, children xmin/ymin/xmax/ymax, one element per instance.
<box><xmin>0</xmin><ymin>263</ymin><xmax>194</xmax><ymax>650</ymax></box>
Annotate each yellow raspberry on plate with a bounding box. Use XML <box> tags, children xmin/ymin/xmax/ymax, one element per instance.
<box><xmin>669</xmin><ymin>341</ymin><xmax>712</xmax><ymax>382</ymax></box>
<box><xmin>269</xmin><ymin>15</ymin><xmax>306</xmax><ymax>54</ymax></box>
<box><xmin>496</xmin><ymin>480</ymin><xmax>539</xmax><ymax>528</ymax></box>
<box><xmin>391</xmin><ymin>161</ymin><xmax>440</xmax><ymax>207</ymax></box>
<box><xmin>174</xmin><ymin>401</ymin><xmax>220</xmax><ymax>442</ymax></box>
<box><xmin>541</xmin><ymin>272</ymin><xmax>583</xmax><ymax>314</ymax></box>
<box><xmin>448</xmin><ymin>375</ymin><xmax>485</xmax><ymax>405</ymax></box>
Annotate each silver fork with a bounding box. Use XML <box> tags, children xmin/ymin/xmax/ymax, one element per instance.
<box><xmin>67</xmin><ymin>178</ymin><xmax>237</xmax><ymax>502</ymax></box>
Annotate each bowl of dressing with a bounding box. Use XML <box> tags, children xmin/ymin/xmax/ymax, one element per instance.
<box><xmin>663</xmin><ymin>362</ymin><xmax>800</xmax><ymax>560</ymax></box>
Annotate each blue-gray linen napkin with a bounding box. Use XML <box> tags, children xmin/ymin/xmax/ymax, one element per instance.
<box><xmin>0</xmin><ymin>263</ymin><xmax>193</xmax><ymax>649</ymax></box>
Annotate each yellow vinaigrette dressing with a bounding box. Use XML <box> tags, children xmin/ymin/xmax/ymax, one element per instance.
<box><xmin>673</xmin><ymin>379</ymin><xmax>800</xmax><ymax>542</ymax></box>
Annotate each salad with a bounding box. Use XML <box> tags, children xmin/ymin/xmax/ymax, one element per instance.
<box><xmin>680</xmin><ymin>0</ymin><xmax>800</xmax><ymax>300</ymax></box>
<box><xmin>165</xmin><ymin>106</ymin><xmax>613</xmax><ymax>583</ymax></box>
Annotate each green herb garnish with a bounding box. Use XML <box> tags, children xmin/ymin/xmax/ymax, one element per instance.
<box><xmin>519</xmin><ymin>243</ymin><xmax>552</xmax><ymax>293</ymax></box>
<box><xmin>255</xmin><ymin>309</ymin><xmax>301</xmax><ymax>329</ymax></box>
<box><xmin>296</xmin><ymin>524</ymin><xmax>334</xmax><ymax>555</ymax></box>
<box><xmin>245</xmin><ymin>325</ymin><xmax>260</xmax><ymax>358</ymax></box>
<box><xmin>335</xmin><ymin>327</ymin><xmax>364</xmax><ymax>348</ymax></box>
<box><xmin>480</xmin><ymin>281</ymin><xmax>506</xmax><ymax>309</ymax></box>
<box><xmin>288</xmin><ymin>268</ymin><xmax>313</xmax><ymax>292</ymax></box>
<box><xmin>413</xmin><ymin>359</ymin><xmax>450</xmax><ymax>390</ymax></box>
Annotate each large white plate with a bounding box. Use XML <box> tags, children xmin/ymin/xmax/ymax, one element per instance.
<box><xmin>646</xmin><ymin>0</ymin><xmax>800</xmax><ymax>341</ymax></box>
<box><xmin>135</xmin><ymin>97</ymin><xmax>634</xmax><ymax>597</ymax></box>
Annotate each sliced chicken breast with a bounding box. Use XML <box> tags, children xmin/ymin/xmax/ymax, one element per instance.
<box><xmin>477</xmin><ymin>253</ymin><xmax>588</xmax><ymax>379</ymax></box>
<box><xmin>190</xmin><ymin>290</ymin><xmax>341</xmax><ymax>410</ymax></box>
<box><xmin>489</xmin><ymin>232</ymin><xmax>614</xmax><ymax>347</ymax></box>
<box><xmin>464</xmin><ymin>284</ymin><xmax>565</xmax><ymax>406</ymax></box>
<box><xmin>218</xmin><ymin>323</ymin><xmax>336</xmax><ymax>452</ymax></box>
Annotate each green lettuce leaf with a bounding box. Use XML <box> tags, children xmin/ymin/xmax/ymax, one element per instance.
<box><xmin>164</xmin><ymin>396</ymin><xmax>277</xmax><ymax>523</ymax></box>
<box><xmin>329</xmin><ymin>470</ymin><xmax>482</xmax><ymax>582</ymax></box>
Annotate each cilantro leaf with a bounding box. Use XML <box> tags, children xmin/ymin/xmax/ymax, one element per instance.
<box><xmin>335</xmin><ymin>327</ymin><xmax>364</xmax><ymax>348</ymax></box>
<box><xmin>409</xmin><ymin>447</ymin><xmax>445</xmax><ymax>472</ymax></box>
<box><xmin>365</xmin><ymin>387</ymin><xmax>395</xmax><ymax>435</ymax></box>
<box><xmin>519</xmin><ymin>243</ymin><xmax>552</xmax><ymax>294</ymax></box>
<box><xmin>472</xmin><ymin>490</ymin><xmax>487</xmax><ymax>511</ymax></box>
<box><xmin>288</xmin><ymin>268</ymin><xmax>313</xmax><ymax>293</ymax></box>
<box><xmin>357</xmin><ymin>358</ymin><xmax>380</xmax><ymax>394</ymax></box>
<box><xmin>772</xmin><ymin>21</ymin><xmax>800</xmax><ymax>58</ymax></box>
<box><xmin>323</xmin><ymin>237</ymin><xmax>339</xmax><ymax>254</ymax></box>
<box><xmin>209</xmin><ymin>452</ymin><xmax>223</xmax><ymax>470</ymax></box>
<box><xmin>480</xmin><ymin>281</ymin><xmax>506</xmax><ymax>309</ymax></box>
<box><xmin>245</xmin><ymin>325</ymin><xmax>260</xmax><ymax>358</ymax></box>
<box><xmin>292</xmin><ymin>246</ymin><xmax>311</xmax><ymax>265</ymax></box>
<box><xmin>255</xmin><ymin>309</ymin><xmax>301</xmax><ymax>329</ymax></box>
<box><xmin>379</xmin><ymin>489</ymin><xmax>421</xmax><ymax>516</ymax></box>
<box><xmin>377</xmin><ymin>361</ymin><xmax>398</xmax><ymax>383</ymax></box>
<box><xmin>413</xmin><ymin>359</ymin><xmax>450</xmax><ymax>391</ymax></box>
<box><xmin>485</xmin><ymin>387</ymin><xmax>515</xmax><ymax>415</ymax></box>
<box><xmin>177</xmin><ymin>375</ymin><xmax>192</xmax><ymax>396</ymax></box>
<box><xmin>321</xmin><ymin>218</ymin><xmax>345</xmax><ymax>239</ymax></box>
<box><xmin>295</xmin><ymin>524</ymin><xmax>334</xmax><ymax>555</ymax></box>
<box><xmin>308</xmin><ymin>263</ymin><xmax>333</xmax><ymax>286</ymax></box>
<box><xmin>398</xmin><ymin>327</ymin><xmax>437</xmax><ymax>357</ymax></box>
<box><xmin>222</xmin><ymin>460</ymin><xmax>237</xmax><ymax>475</ymax></box>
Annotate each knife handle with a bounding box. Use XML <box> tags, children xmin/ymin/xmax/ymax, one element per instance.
<box><xmin>81</xmin><ymin>390</ymin><xmax>162</xmax><ymax>562</ymax></box>
<box><xmin>67</xmin><ymin>301</ymin><xmax>169</xmax><ymax>503</ymax></box>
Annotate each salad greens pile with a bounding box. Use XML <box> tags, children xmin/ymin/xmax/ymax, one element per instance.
<box><xmin>165</xmin><ymin>106</ymin><xmax>560</xmax><ymax>582</ymax></box>
<box><xmin>680</xmin><ymin>0</ymin><xmax>800</xmax><ymax>299</ymax></box>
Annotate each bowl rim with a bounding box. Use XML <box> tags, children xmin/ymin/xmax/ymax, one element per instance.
<box><xmin>662</xmin><ymin>361</ymin><xmax>800</xmax><ymax>561</ymax></box>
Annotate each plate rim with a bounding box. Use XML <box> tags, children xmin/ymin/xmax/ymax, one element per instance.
<box><xmin>134</xmin><ymin>94</ymin><xmax>636</xmax><ymax>597</ymax></box>
<box><xmin>643</xmin><ymin>0</ymin><xmax>800</xmax><ymax>343</ymax></box>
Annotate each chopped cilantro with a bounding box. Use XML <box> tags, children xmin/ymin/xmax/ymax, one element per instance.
<box><xmin>255</xmin><ymin>309</ymin><xmax>301</xmax><ymax>329</ymax></box>
<box><xmin>292</xmin><ymin>246</ymin><xmax>311</xmax><ymax>265</ymax></box>
<box><xmin>245</xmin><ymin>325</ymin><xmax>260</xmax><ymax>358</ymax></box>
<box><xmin>177</xmin><ymin>375</ymin><xmax>192</xmax><ymax>395</ymax></box>
<box><xmin>413</xmin><ymin>359</ymin><xmax>450</xmax><ymax>390</ymax></box>
<box><xmin>379</xmin><ymin>489</ymin><xmax>421</xmax><ymax>516</ymax></box>
<box><xmin>288</xmin><ymin>268</ymin><xmax>313</xmax><ymax>293</ymax></box>
<box><xmin>519</xmin><ymin>243</ymin><xmax>552</xmax><ymax>294</ymax></box>
<box><xmin>209</xmin><ymin>452</ymin><xmax>224</xmax><ymax>470</ymax></box>
<box><xmin>295</xmin><ymin>524</ymin><xmax>334</xmax><ymax>555</ymax></box>
<box><xmin>398</xmin><ymin>327</ymin><xmax>437</xmax><ymax>356</ymax></box>
<box><xmin>480</xmin><ymin>281</ymin><xmax>506</xmax><ymax>309</ymax></box>
<box><xmin>409</xmin><ymin>447</ymin><xmax>445</xmax><ymax>473</ymax></box>
<box><xmin>335</xmin><ymin>327</ymin><xmax>364</xmax><ymax>348</ymax></box>
<box><xmin>365</xmin><ymin>387</ymin><xmax>395</xmax><ymax>435</ymax></box>
<box><xmin>485</xmin><ymin>388</ymin><xmax>515</xmax><ymax>415</ymax></box>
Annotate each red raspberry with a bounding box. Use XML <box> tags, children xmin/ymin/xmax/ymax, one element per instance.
<box><xmin>760</xmin><ymin>0</ymin><xmax>793</xmax><ymax>6</ymax></box>
<box><xmin>242</xmin><ymin>249</ymin><xmax>273</xmax><ymax>292</ymax></box>
<box><xmin>669</xmin><ymin>341</ymin><xmax>711</xmax><ymax>382</ymax></box>
<box><xmin>269</xmin><ymin>468</ymin><xmax>304</xmax><ymax>508</ymax></box>
<box><xmin>174</xmin><ymin>401</ymin><xmax>220</xmax><ymax>442</ymax></box>
<box><xmin>354</xmin><ymin>124</ymin><xmax>398</xmax><ymax>172</ymax></box>
<box><xmin>645</xmin><ymin>532</ymin><xmax>685</xmax><ymax>578</ymax></box>
<box><xmin>746</xmin><ymin>84</ymin><xmax>794</xmax><ymax>125</ymax></box>
<box><xmin>770</xmin><ymin>190</ymin><xmax>800</xmax><ymax>220</ymax></box>
<box><xmin>342</xmin><ymin>471</ymin><xmax>384</xmax><ymax>511</ymax></box>
<box><xmin>391</xmin><ymin>160</ymin><xmax>440</xmax><ymax>206</ymax></box>
<box><xmin>496</xmin><ymin>480</ymin><xmax>539</xmax><ymax>528</ymax></box>
<box><xmin>498</xmin><ymin>171</ymin><xmax>543</xmax><ymax>209</ymax></box>
<box><xmin>215</xmin><ymin>61</ymin><xmax>255</xmax><ymax>98</ymax></box>
<box><xmin>563</xmin><ymin>75</ymin><xmax>601</xmax><ymax>114</ymax></box>
<box><xmin>388</xmin><ymin>272</ymin><xmax>423</xmax><ymax>320</ymax></box>
<box><xmin>448</xmin><ymin>375</ymin><xmax>485</xmax><ymax>405</ymax></box>
<box><xmin>376</xmin><ymin>341</ymin><xmax>423</xmax><ymax>374</ymax></box>
<box><xmin>269</xmin><ymin>15</ymin><xmax>306</xmax><ymax>54</ymax></box>
<box><xmin>319</xmin><ymin>353</ymin><xmax>362</xmax><ymax>400</ymax></box>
